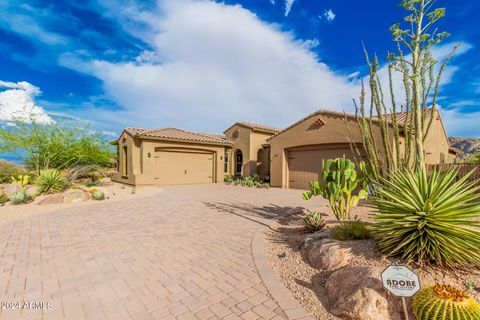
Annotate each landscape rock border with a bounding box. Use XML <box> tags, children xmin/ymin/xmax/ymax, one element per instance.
<box><xmin>252</xmin><ymin>225</ymin><xmax>314</xmax><ymax>320</ymax></box>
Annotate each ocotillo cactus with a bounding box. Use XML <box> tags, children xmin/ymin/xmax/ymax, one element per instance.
<box><xmin>413</xmin><ymin>284</ymin><xmax>480</xmax><ymax>320</ymax></box>
<box><xmin>303</xmin><ymin>156</ymin><xmax>368</xmax><ymax>220</ymax></box>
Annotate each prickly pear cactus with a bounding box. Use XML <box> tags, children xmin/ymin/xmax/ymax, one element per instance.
<box><xmin>303</xmin><ymin>156</ymin><xmax>368</xmax><ymax>220</ymax></box>
<box><xmin>413</xmin><ymin>284</ymin><xmax>480</xmax><ymax>320</ymax></box>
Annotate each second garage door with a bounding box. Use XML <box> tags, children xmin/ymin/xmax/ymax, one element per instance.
<box><xmin>287</xmin><ymin>145</ymin><xmax>357</xmax><ymax>190</ymax></box>
<box><xmin>154</xmin><ymin>150</ymin><xmax>214</xmax><ymax>185</ymax></box>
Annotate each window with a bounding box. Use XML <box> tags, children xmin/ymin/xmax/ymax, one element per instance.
<box><xmin>235</xmin><ymin>150</ymin><xmax>243</xmax><ymax>174</ymax></box>
<box><xmin>224</xmin><ymin>152</ymin><xmax>229</xmax><ymax>173</ymax></box>
<box><xmin>122</xmin><ymin>146</ymin><xmax>128</xmax><ymax>176</ymax></box>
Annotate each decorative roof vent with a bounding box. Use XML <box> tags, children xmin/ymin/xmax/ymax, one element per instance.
<box><xmin>313</xmin><ymin>118</ymin><xmax>327</xmax><ymax>127</ymax></box>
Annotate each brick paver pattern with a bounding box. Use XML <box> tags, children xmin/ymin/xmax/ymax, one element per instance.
<box><xmin>0</xmin><ymin>184</ymin><xmax>312</xmax><ymax>320</ymax></box>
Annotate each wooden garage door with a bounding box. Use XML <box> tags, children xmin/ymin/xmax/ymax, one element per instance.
<box><xmin>287</xmin><ymin>146</ymin><xmax>356</xmax><ymax>190</ymax></box>
<box><xmin>154</xmin><ymin>150</ymin><xmax>214</xmax><ymax>185</ymax></box>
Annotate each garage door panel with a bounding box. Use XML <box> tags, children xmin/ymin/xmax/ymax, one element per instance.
<box><xmin>155</xmin><ymin>151</ymin><xmax>214</xmax><ymax>185</ymax></box>
<box><xmin>288</xmin><ymin>146</ymin><xmax>356</xmax><ymax>190</ymax></box>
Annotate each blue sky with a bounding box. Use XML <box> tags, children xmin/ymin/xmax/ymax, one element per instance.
<box><xmin>0</xmin><ymin>0</ymin><xmax>479</xmax><ymax>139</ymax></box>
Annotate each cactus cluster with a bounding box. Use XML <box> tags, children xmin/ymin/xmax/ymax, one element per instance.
<box><xmin>303</xmin><ymin>211</ymin><xmax>326</xmax><ymax>232</ymax></box>
<box><xmin>413</xmin><ymin>284</ymin><xmax>480</xmax><ymax>319</ymax></box>
<box><xmin>303</xmin><ymin>157</ymin><xmax>368</xmax><ymax>221</ymax></box>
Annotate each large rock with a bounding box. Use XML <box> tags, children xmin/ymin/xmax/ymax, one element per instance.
<box><xmin>307</xmin><ymin>239</ymin><xmax>351</xmax><ymax>270</ymax></box>
<box><xmin>99</xmin><ymin>177</ymin><xmax>113</xmax><ymax>186</ymax></box>
<box><xmin>4</xmin><ymin>184</ymin><xmax>21</xmax><ymax>197</ymax></box>
<box><xmin>303</xmin><ymin>229</ymin><xmax>331</xmax><ymax>250</ymax></box>
<box><xmin>63</xmin><ymin>189</ymin><xmax>88</xmax><ymax>203</ymax></box>
<box><xmin>325</xmin><ymin>266</ymin><xmax>402</xmax><ymax>320</ymax></box>
<box><xmin>36</xmin><ymin>193</ymin><xmax>64</xmax><ymax>205</ymax></box>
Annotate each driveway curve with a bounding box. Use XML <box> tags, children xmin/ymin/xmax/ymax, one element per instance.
<box><xmin>0</xmin><ymin>184</ymin><xmax>315</xmax><ymax>320</ymax></box>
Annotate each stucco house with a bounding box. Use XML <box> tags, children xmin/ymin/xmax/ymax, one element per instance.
<box><xmin>113</xmin><ymin>108</ymin><xmax>456</xmax><ymax>189</ymax></box>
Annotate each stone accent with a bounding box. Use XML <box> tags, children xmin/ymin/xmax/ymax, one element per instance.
<box><xmin>307</xmin><ymin>239</ymin><xmax>351</xmax><ymax>270</ymax></box>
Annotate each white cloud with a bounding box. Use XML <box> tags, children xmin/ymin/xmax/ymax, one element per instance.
<box><xmin>285</xmin><ymin>0</ymin><xmax>296</xmax><ymax>17</ymax></box>
<box><xmin>61</xmin><ymin>0</ymin><xmax>360</xmax><ymax>132</ymax></box>
<box><xmin>324</xmin><ymin>9</ymin><xmax>336</xmax><ymax>22</ymax></box>
<box><xmin>0</xmin><ymin>81</ymin><xmax>53</xmax><ymax>124</ymax></box>
<box><xmin>441</xmin><ymin>107</ymin><xmax>480</xmax><ymax>138</ymax></box>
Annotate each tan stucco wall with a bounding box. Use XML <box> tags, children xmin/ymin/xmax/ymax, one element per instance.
<box><xmin>268</xmin><ymin>112</ymin><xmax>386</xmax><ymax>188</ymax></box>
<box><xmin>423</xmin><ymin>112</ymin><xmax>451</xmax><ymax>164</ymax></box>
<box><xmin>224</xmin><ymin>125</ymin><xmax>274</xmax><ymax>178</ymax></box>
<box><xmin>112</xmin><ymin>133</ymin><xmax>226</xmax><ymax>185</ymax></box>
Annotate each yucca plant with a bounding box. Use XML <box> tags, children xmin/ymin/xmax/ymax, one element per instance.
<box><xmin>35</xmin><ymin>169</ymin><xmax>67</xmax><ymax>194</ymax></box>
<box><xmin>413</xmin><ymin>284</ymin><xmax>480</xmax><ymax>319</ymax></box>
<box><xmin>372</xmin><ymin>167</ymin><xmax>480</xmax><ymax>267</ymax></box>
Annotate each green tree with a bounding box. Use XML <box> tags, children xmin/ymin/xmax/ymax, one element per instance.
<box><xmin>353</xmin><ymin>0</ymin><xmax>457</xmax><ymax>179</ymax></box>
<box><xmin>0</xmin><ymin>120</ymin><xmax>115</xmax><ymax>174</ymax></box>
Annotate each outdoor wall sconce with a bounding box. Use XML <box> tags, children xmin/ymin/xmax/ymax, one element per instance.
<box><xmin>148</xmin><ymin>152</ymin><xmax>151</xmax><ymax>158</ymax></box>
<box><xmin>220</xmin><ymin>156</ymin><xmax>223</xmax><ymax>160</ymax></box>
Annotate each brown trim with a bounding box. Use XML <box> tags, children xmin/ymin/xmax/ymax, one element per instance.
<box><xmin>139</xmin><ymin>135</ymin><xmax>232</xmax><ymax>147</ymax></box>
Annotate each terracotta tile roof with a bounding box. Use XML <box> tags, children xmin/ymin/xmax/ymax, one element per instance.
<box><xmin>376</xmin><ymin>108</ymin><xmax>436</xmax><ymax>127</ymax></box>
<box><xmin>124</xmin><ymin>127</ymin><xmax>233</xmax><ymax>145</ymax></box>
<box><xmin>223</xmin><ymin>122</ymin><xmax>281</xmax><ymax>134</ymax></box>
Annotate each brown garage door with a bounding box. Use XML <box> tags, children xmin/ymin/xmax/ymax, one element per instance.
<box><xmin>287</xmin><ymin>146</ymin><xmax>356</xmax><ymax>190</ymax></box>
<box><xmin>155</xmin><ymin>150</ymin><xmax>214</xmax><ymax>185</ymax></box>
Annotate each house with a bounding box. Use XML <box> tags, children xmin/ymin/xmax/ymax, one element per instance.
<box><xmin>113</xmin><ymin>108</ymin><xmax>455</xmax><ymax>188</ymax></box>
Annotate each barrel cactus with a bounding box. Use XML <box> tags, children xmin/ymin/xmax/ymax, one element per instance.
<box><xmin>413</xmin><ymin>284</ymin><xmax>480</xmax><ymax>319</ymax></box>
<box><xmin>303</xmin><ymin>156</ymin><xmax>369</xmax><ymax>220</ymax></box>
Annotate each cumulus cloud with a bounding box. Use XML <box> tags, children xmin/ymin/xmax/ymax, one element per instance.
<box><xmin>441</xmin><ymin>107</ymin><xmax>480</xmax><ymax>137</ymax></box>
<box><xmin>284</xmin><ymin>0</ymin><xmax>296</xmax><ymax>16</ymax></box>
<box><xmin>0</xmin><ymin>81</ymin><xmax>53</xmax><ymax>124</ymax></box>
<box><xmin>324</xmin><ymin>9</ymin><xmax>336</xmax><ymax>22</ymax></box>
<box><xmin>61</xmin><ymin>0</ymin><xmax>359</xmax><ymax>132</ymax></box>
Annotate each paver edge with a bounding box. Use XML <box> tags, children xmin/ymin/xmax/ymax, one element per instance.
<box><xmin>251</xmin><ymin>224</ymin><xmax>315</xmax><ymax>320</ymax></box>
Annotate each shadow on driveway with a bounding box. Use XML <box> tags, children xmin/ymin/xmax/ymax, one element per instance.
<box><xmin>203</xmin><ymin>201</ymin><xmax>305</xmax><ymax>227</ymax></box>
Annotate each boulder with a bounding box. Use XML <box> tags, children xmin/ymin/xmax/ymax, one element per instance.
<box><xmin>303</xmin><ymin>228</ymin><xmax>332</xmax><ymax>250</ymax></box>
<box><xmin>63</xmin><ymin>189</ymin><xmax>88</xmax><ymax>203</ymax></box>
<box><xmin>26</xmin><ymin>185</ymin><xmax>39</xmax><ymax>196</ymax></box>
<box><xmin>4</xmin><ymin>184</ymin><xmax>21</xmax><ymax>197</ymax></box>
<box><xmin>325</xmin><ymin>266</ymin><xmax>402</xmax><ymax>320</ymax></box>
<box><xmin>36</xmin><ymin>193</ymin><xmax>64</xmax><ymax>205</ymax></box>
<box><xmin>307</xmin><ymin>239</ymin><xmax>351</xmax><ymax>270</ymax></box>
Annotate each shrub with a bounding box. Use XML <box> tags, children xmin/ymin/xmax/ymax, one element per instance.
<box><xmin>224</xmin><ymin>175</ymin><xmax>234</xmax><ymax>183</ymax></box>
<box><xmin>372</xmin><ymin>167</ymin><xmax>480</xmax><ymax>267</ymax></box>
<box><xmin>304</xmin><ymin>211</ymin><xmax>326</xmax><ymax>231</ymax></box>
<box><xmin>91</xmin><ymin>191</ymin><xmax>105</xmax><ymax>200</ymax></box>
<box><xmin>0</xmin><ymin>191</ymin><xmax>8</xmax><ymax>204</ymax></box>
<box><xmin>0</xmin><ymin>120</ymin><xmax>116</xmax><ymax>175</ymax></box>
<box><xmin>0</xmin><ymin>161</ymin><xmax>25</xmax><ymax>184</ymax></box>
<box><xmin>303</xmin><ymin>157</ymin><xmax>369</xmax><ymax>221</ymax></box>
<box><xmin>413</xmin><ymin>284</ymin><xmax>480</xmax><ymax>319</ymax></box>
<box><xmin>10</xmin><ymin>191</ymin><xmax>32</xmax><ymax>205</ymax></box>
<box><xmin>35</xmin><ymin>169</ymin><xmax>67</xmax><ymax>194</ymax></box>
<box><xmin>331</xmin><ymin>220</ymin><xmax>372</xmax><ymax>241</ymax></box>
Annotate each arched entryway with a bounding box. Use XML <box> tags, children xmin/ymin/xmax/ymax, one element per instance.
<box><xmin>235</xmin><ymin>150</ymin><xmax>243</xmax><ymax>175</ymax></box>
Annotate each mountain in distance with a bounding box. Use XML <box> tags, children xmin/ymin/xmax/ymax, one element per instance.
<box><xmin>449</xmin><ymin>137</ymin><xmax>480</xmax><ymax>160</ymax></box>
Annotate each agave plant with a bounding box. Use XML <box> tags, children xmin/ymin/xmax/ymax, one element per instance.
<box><xmin>35</xmin><ymin>169</ymin><xmax>67</xmax><ymax>194</ymax></box>
<box><xmin>372</xmin><ymin>167</ymin><xmax>480</xmax><ymax>267</ymax></box>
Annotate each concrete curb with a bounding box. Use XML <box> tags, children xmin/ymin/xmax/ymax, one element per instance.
<box><xmin>252</xmin><ymin>225</ymin><xmax>314</xmax><ymax>320</ymax></box>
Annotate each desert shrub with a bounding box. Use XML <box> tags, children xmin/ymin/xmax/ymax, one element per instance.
<box><xmin>65</xmin><ymin>165</ymin><xmax>102</xmax><ymax>185</ymax></box>
<box><xmin>224</xmin><ymin>175</ymin><xmax>234</xmax><ymax>183</ymax></box>
<box><xmin>35</xmin><ymin>169</ymin><xmax>67</xmax><ymax>194</ymax></box>
<box><xmin>303</xmin><ymin>157</ymin><xmax>369</xmax><ymax>221</ymax></box>
<box><xmin>91</xmin><ymin>191</ymin><xmax>105</xmax><ymax>200</ymax></box>
<box><xmin>413</xmin><ymin>284</ymin><xmax>480</xmax><ymax>319</ymax></box>
<box><xmin>304</xmin><ymin>211</ymin><xmax>326</xmax><ymax>232</ymax></box>
<box><xmin>10</xmin><ymin>191</ymin><xmax>32</xmax><ymax>205</ymax></box>
<box><xmin>0</xmin><ymin>191</ymin><xmax>8</xmax><ymax>204</ymax></box>
<box><xmin>0</xmin><ymin>120</ymin><xmax>116</xmax><ymax>175</ymax></box>
<box><xmin>372</xmin><ymin>167</ymin><xmax>480</xmax><ymax>267</ymax></box>
<box><xmin>228</xmin><ymin>175</ymin><xmax>269</xmax><ymax>188</ymax></box>
<box><xmin>331</xmin><ymin>220</ymin><xmax>372</xmax><ymax>241</ymax></box>
<box><xmin>0</xmin><ymin>161</ymin><xmax>25</xmax><ymax>183</ymax></box>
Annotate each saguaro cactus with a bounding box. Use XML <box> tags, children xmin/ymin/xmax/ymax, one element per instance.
<box><xmin>303</xmin><ymin>157</ymin><xmax>368</xmax><ymax>221</ymax></box>
<box><xmin>413</xmin><ymin>284</ymin><xmax>480</xmax><ymax>319</ymax></box>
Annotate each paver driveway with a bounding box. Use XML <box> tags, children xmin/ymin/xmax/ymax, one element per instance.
<box><xmin>0</xmin><ymin>184</ymin><xmax>315</xmax><ymax>320</ymax></box>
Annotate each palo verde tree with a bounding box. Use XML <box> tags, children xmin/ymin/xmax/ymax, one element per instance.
<box><xmin>352</xmin><ymin>0</ymin><xmax>458</xmax><ymax>179</ymax></box>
